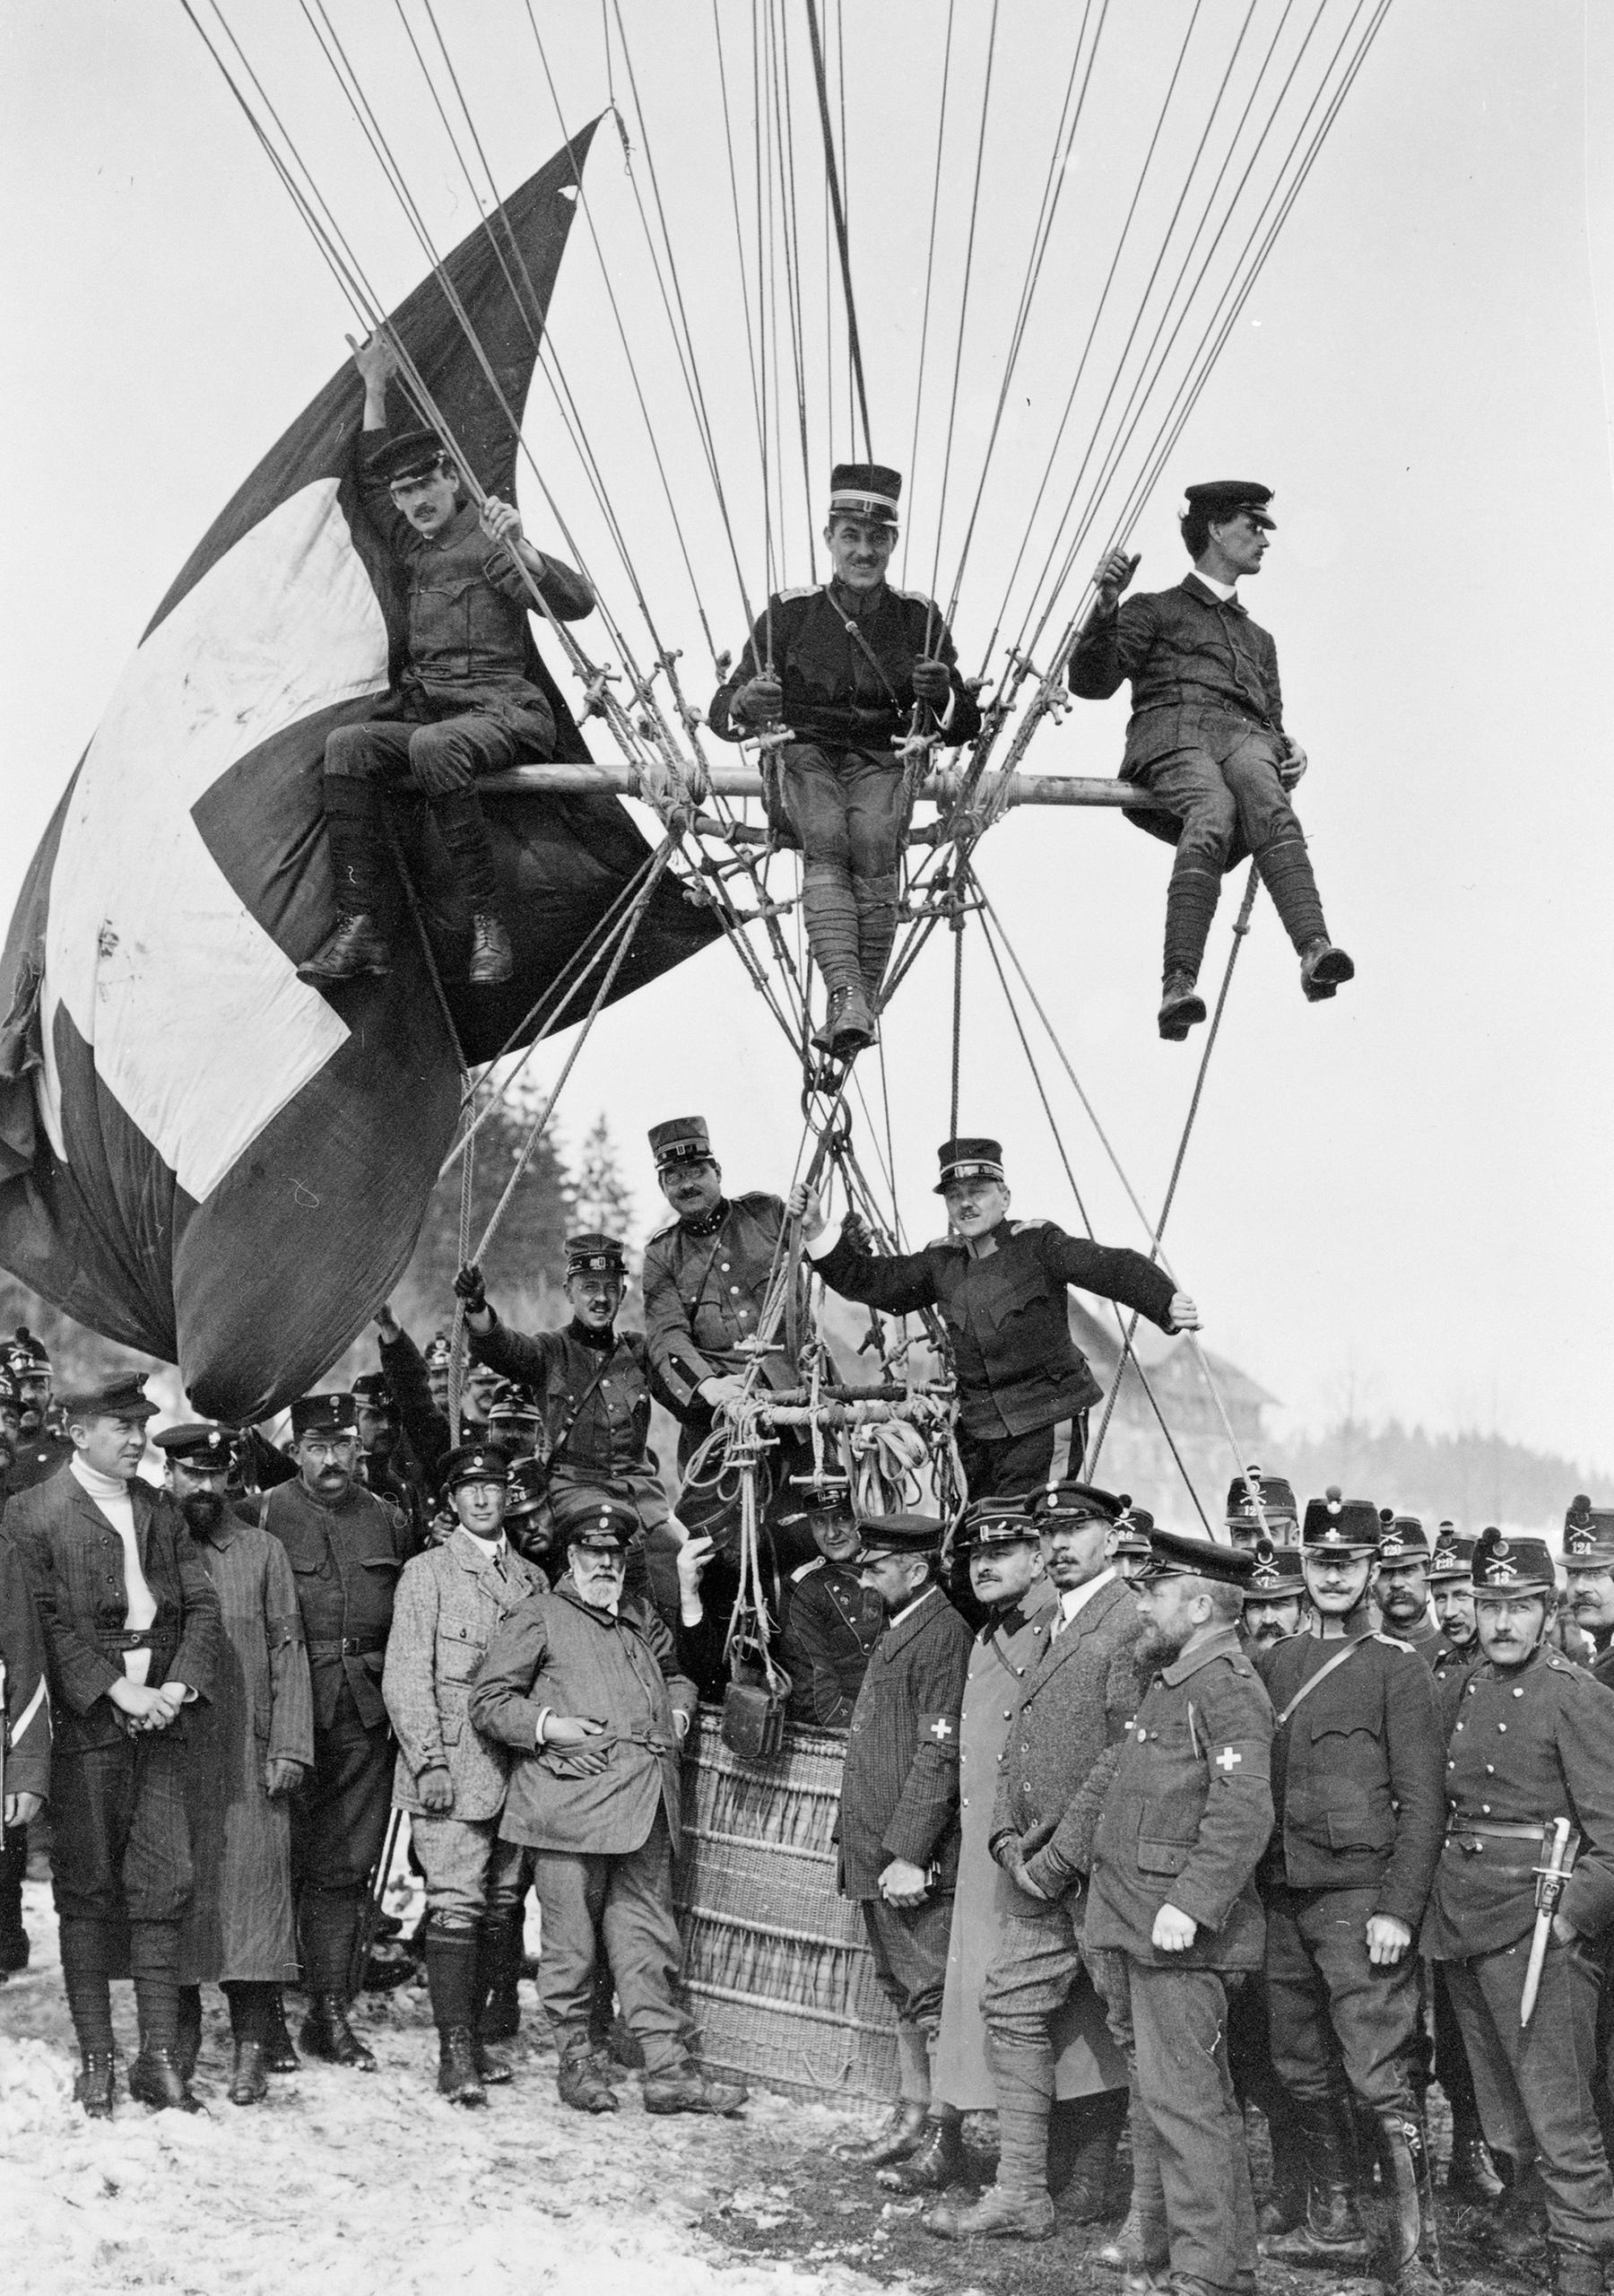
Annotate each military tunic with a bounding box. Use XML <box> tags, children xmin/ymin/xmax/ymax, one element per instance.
<box><xmin>4</xmin><ymin>1430</ymin><xmax>74</xmax><ymax>1496</ymax></box>
<box><xmin>709</xmin><ymin>584</ymin><xmax>982</xmax><ymax>759</ymax></box>
<box><xmin>1087</xmin><ymin>1626</ymin><xmax>1274</xmax><ymax>2296</ymax></box>
<box><xmin>468</xmin><ymin>1311</ymin><xmax>676</xmax><ymax>1544</ymax></box>
<box><xmin>1425</xmin><ymin>1648</ymin><xmax>1614</xmax><ymax>2259</ymax></box>
<box><xmin>178</xmin><ymin>1518</ymin><xmax>313</xmax><ymax>1985</ymax></box>
<box><xmin>778</xmin><ymin>1555</ymin><xmax>884</xmax><ymax>1727</ymax></box>
<box><xmin>263</xmin><ymin>1477</ymin><xmax>412</xmax><ymax>1895</ymax></box>
<box><xmin>642</xmin><ymin>1195</ymin><xmax>798</xmax><ymax>1419</ymax></box>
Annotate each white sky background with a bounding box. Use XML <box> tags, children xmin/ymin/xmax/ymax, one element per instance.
<box><xmin>1</xmin><ymin>1</ymin><xmax>1610</xmax><ymax>1468</ymax></box>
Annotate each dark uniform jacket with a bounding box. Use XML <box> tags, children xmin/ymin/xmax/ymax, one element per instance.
<box><xmin>1424</xmin><ymin>1647</ymin><xmax>1614</xmax><ymax>1958</ymax></box>
<box><xmin>1430</xmin><ymin>1635</ymin><xmax>1482</xmax><ymax>1690</ymax></box>
<box><xmin>1086</xmin><ymin>1624</ymin><xmax>1273</xmax><ymax>1969</ymax></box>
<box><xmin>359</xmin><ymin>427</ymin><xmax>592</xmax><ymax>738</ymax></box>
<box><xmin>263</xmin><ymin>1478</ymin><xmax>413</xmax><ymax>1735</ymax></box>
<box><xmin>991</xmin><ymin>1570</ymin><xmax>1149</xmax><ymax>1902</ymax></box>
<box><xmin>469</xmin><ymin>1580</ymin><xmax>697</xmax><ymax>1855</ymax></box>
<box><xmin>0</xmin><ymin>1529</ymin><xmax>51</xmax><ymax>1800</ymax></box>
<box><xmin>709</xmin><ymin>584</ymin><xmax>983</xmax><ymax>755</ymax></box>
<box><xmin>839</xmin><ymin>1584</ymin><xmax>973</xmax><ymax>1900</ymax></box>
<box><xmin>4</xmin><ymin>1431</ymin><xmax>74</xmax><ymax>1497</ymax></box>
<box><xmin>1255</xmin><ymin>1623</ymin><xmax>1445</xmax><ymax>1931</ymax></box>
<box><xmin>780</xmin><ymin>1555</ymin><xmax>884</xmax><ymax>1727</ymax></box>
<box><xmin>6</xmin><ymin>1467</ymin><xmax>221</xmax><ymax>1754</ymax></box>
<box><xmin>810</xmin><ymin>1217</ymin><xmax>1178</xmax><ymax>1440</ymax></box>
<box><xmin>642</xmin><ymin>1195</ymin><xmax>800</xmax><ymax>1412</ymax></box>
<box><xmin>470</xmin><ymin>1312</ymin><xmax>667</xmax><ymax>1480</ymax></box>
<box><xmin>378</xmin><ymin>1326</ymin><xmax>453</xmax><ymax>1485</ymax></box>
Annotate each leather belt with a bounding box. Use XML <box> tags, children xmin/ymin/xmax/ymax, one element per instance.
<box><xmin>101</xmin><ymin>1629</ymin><xmax>160</xmax><ymax>1650</ymax></box>
<box><xmin>308</xmin><ymin>1634</ymin><xmax>386</xmax><ymax>1658</ymax></box>
<box><xmin>1447</xmin><ymin>1819</ymin><xmax>1577</xmax><ymax>1853</ymax></box>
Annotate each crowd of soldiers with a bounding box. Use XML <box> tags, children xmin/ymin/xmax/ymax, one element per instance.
<box><xmin>3</xmin><ymin>1105</ymin><xmax>1614</xmax><ymax>2296</ymax></box>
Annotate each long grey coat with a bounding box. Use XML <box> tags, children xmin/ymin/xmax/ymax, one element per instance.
<box><xmin>178</xmin><ymin>1519</ymin><xmax>313</xmax><ymax>1985</ymax></box>
<box><xmin>382</xmin><ymin>1531</ymin><xmax>541</xmax><ymax>1820</ymax></box>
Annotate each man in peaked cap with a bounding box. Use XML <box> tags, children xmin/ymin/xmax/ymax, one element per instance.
<box><xmin>834</xmin><ymin>1514</ymin><xmax>974</xmax><ymax>2177</ymax></box>
<box><xmin>1565</xmin><ymin>1499</ymin><xmax>1614</xmax><ymax>1693</ymax></box>
<box><xmin>1084</xmin><ymin>1527</ymin><xmax>1272</xmax><ymax>2296</ymax></box>
<box><xmin>1254</xmin><ymin>1492</ymin><xmax>1445</xmax><ymax>2292</ymax></box>
<box><xmin>709</xmin><ymin>464</ymin><xmax>984</xmax><ymax>1058</ymax></box>
<box><xmin>777</xmin><ymin>1485</ymin><xmax>886</xmax><ymax>1729</ymax></box>
<box><xmin>471</xmin><ymin>1487</ymin><xmax>745</xmax><ymax>2117</ymax></box>
<box><xmin>4</xmin><ymin>1328</ymin><xmax>73</xmax><ymax>1494</ymax></box>
<box><xmin>1225</xmin><ymin>1464</ymin><xmax>1299</xmax><ymax>1550</ymax></box>
<box><xmin>1240</xmin><ymin>1536</ymin><xmax>1306</xmax><ymax>1652</ymax></box>
<box><xmin>1429</xmin><ymin>1526</ymin><xmax>1483</xmax><ymax>1683</ymax></box>
<box><xmin>261</xmin><ymin>1392</ymin><xmax>416</xmax><ymax>2072</ymax></box>
<box><xmin>1425</xmin><ymin>1529</ymin><xmax>1614</xmax><ymax>2296</ymax></box>
<box><xmin>928</xmin><ymin>1484</ymin><xmax>1138</xmax><ymax>2239</ymax></box>
<box><xmin>1070</xmin><ymin>480</ymin><xmax>1353</xmax><ymax>1039</ymax></box>
<box><xmin>298</xmin><ymin>331</ymin><xmax>595</xmax><ymax>992</ymax></box>
<box><xmin>792</xmin><ymin>1139</ymin><xmax>1198</xmax><ymax>1502</ymax></box>
<box><xmin>455</xmin><ymin>1236</ymin><xmax>681</xmax><ymax>1605</ymax></box>
<box><xmin>382</xmin><ymin>1442</ymin><xmax>541</xmax><ymax>2106</ymax></box>
<box><xmin>1110</xmin><ymin>1500</ymin><xmax>1157</xmax><ymax>1584</ymax></box>
<box><xmin>5</xmin><ymin>1373</ymin><xmax>221</xmax><ymax>2115</ymax></box>
<box><xmin>1375</xmin><ymin>1514</ymin><xmax>1444</xmax><ymax>1661</ymax></box>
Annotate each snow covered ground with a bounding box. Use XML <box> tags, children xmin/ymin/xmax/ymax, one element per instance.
<box><xmin>1</xmin><ymin>1879</ymin><xmax>905</xmax><ymax>2296</ymax></box>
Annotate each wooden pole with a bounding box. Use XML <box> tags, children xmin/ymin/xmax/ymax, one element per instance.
<box><xmin>478</xmin><ymin>761</ymin><xmax>1147</xmax><ymax>810</ymax></box>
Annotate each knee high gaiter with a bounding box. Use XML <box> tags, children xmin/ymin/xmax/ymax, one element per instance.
<box><xmin>990</xmin><ymin>2035</ymin><xmax>1057</xmax><ymax>2199</ymax></box>
<box><xmin>321</xmin><ymin>774</ymin><xmax>386</xmax><ymax>913</ymax></box>
<box><xmin>1254</xmin><ymin>836</ymin><xmax>1327</xmax><ymax>952</ymax></box>
<box><xmin>431</xmin><ymin>791</ymin><xmax>501</xmax><ymax>917</ymax></box>
<box><xmin>801</xmin><ymin>859</ymin><xmax>863</xmax><ymax>994</ymax></box>
<box><xmin>852</xmin><ymin>871</ymin><xmax>901</xmax><ymax>1004</ymax></box>
<box><xmin>223</xmin><ymin>1979</ymin><xmax>276</xmax><ymax>2043</ymax></box>
<box><xmin>1162</xmin><ymin>865</ymin><xmax>1223</xmax><ymax>982</ymax></box>
<box><xmin>300</xmin><ymin>1884</ymin><xmax>362</xmax><ymax>1997</ymax></box>
<box><xmin>129</xmin><ymin>1919</ymin><xmax>180</xmax><ymax>2054</ymax></box>
<box><xmin>58</xmin><ymin>1918</ymin><xmax>117</xmax><ymax>2056</ymax></box>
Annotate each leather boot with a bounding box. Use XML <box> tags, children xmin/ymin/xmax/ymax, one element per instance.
<box><xmin>228</xmin><ymin>2040</ymin><xmax>268</xmax><ymax>2107</ymax></box>
<box><xmin>924</xmin><ymin>2184</ymin><xmax>1055</xmax><ymax>2242</ymax></box>
<box><xmin>1266</xmin><ymin>2096</ymin><xmax>1370</xmax><ymax>2265</ymax></box>
<box><xmin>298</xmin><ymin>912</ymin><xmax>392</xmax><ymax>984</ymax></box>
<box><xmin>299</xmin><ymin>1991</ymin><xmax>377</xmax><ymax>2071</ymax></box>
<box><xmin>833</xmin><ymin>2097</ymin><xmax>930</xmax><ymax>2166</ymax></box>
<box><xmin>0</xmin><ymin>1822</ymin><xmax>29</xmax><ymax>1973</ymax></box>
<box><xmin>263</xmin><ymin>1990</ymin><xmax>300</xmax><ymax>2072</ymax></box>
<box><xmin>642</xmin><ymin>2061</ymin><xmax>749</xmax><ymax>2116</ymax></box>
<box><xmin>74</xmin><ymin>2051</ymin><xmax>116</xmax><ymax>2119</ymax></box>
<box><xmin>1258</xmin><ymin>2093</ymin><xmax>1310</xmax><ymax>2233</ymax></box>
<box><xmin>477</xmin><ymin>1909</ymin><xmax>524</xmax><ymax>2048</ymax></box>
<box><xmin>128</xmin><ymin>2046</ymin><xmax>204</xmax><ymax>2113</ymax></box>
<box><xmin>175</xmin><ymin>1985</ymin><xmax>204</xmax><ymax>2084</ymax></box>
<box><xmin>558</xmin><ymin>2039</ymin><xmax>619</xmax><ymax>2114</ymax></box>
<box><xmin>1446</xmin><ymin>2112</ymin><xmax>1504</xmax><ymax>2202</ymax></box>
<box><xmin>1048</xmin><ymin>2086</ymin><xmax>1130</xmax><ymax>2219</ymax></box>
<box><xmin>814</xmin><ymin>982</ymin><xmax>877</xmax><ymax>1058</ymax></box>
<box><xmin>1376</xmin><ymin>2112</ymin><xmax>1440</xmax><ymax>2295</ymax></box>
<box><xmin>1158</xmin><ymin>970</ymin><xmax>1207</xmax><ymax>1041</ymax></box>
<box><xmin>1300</xmin><ymin>936</ymin><xmax>1354</xmax><ymax>1003</ymax></box>
<box><xmin>876</xmin><ymin>2113</ymin><xmax>967</xmax><ymax>2193</ymax></box>
<box><xmin>467</xmin><ymin>913</ymin><xmax>514</xmax><ymax>987</ymax></box>
<box><xmin>437</xmin><ymin>2026</ymin><xmax>487</xmax><ymax>2108</ymax></box>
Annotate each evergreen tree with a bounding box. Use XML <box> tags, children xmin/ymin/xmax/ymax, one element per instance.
<box><xmin>573</xmin><ymin>1111</ymin><xmax>637</xmax><ymax>1246</ymax></box>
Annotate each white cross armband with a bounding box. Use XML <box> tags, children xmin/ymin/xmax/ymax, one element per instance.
<box><xmin>921</xmin><ymin>1711</ymin><xmax>959</xmax><ymax>1747</ymax></box>
<box><xmin>1211</xmin><ymin>1738</ymin><xmax>1265</xmax><ymax>1778</ymax></box>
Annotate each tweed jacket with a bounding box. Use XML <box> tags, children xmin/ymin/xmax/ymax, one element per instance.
<box><xmin>0</xmin><ymin>1530</ymin><xmax>51</xmax><ymax>1799</ymax></box>
<box><xmin>1068</xmin><ymin>574</ymin><xmax>1284</xmax><ymax>770</ymax></box>
<box><xmin>1086</xmin><ymin>1624</ymin><xmax>1274</xmax><ymax>1970</ymax></box>
<box><xmin>991</xmin><ymin>1570</ymin><xmax>1150</xmax><ymax>1903</ymax></box>
<box><xmin>383</xmin><ymin>1529</ymin><xmax>541</xmax><ymax>1820</ymax></box>
<box><xmin>469</xmin><ymin>1580</ymin><xmax>697</xmax><ymax>1855</ymax></box>
<box><xmin>6</xmin><ymin>1465</ymin><xmax>220</xmax><ymax>1755</ymax></box>
<box><xmin>839</xmin><ymin>1584</ymin><xmax>974</xmax><ymax>1899</ymax></box>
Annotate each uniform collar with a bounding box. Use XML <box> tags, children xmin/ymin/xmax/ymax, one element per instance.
<box><xmin>828</xmin><ymin>577</ymin><xmax>889</xmax><ymax>620</ymax></box>
<box><xmin>680</xmin><ymin>1198</ymin><xmax>730</xmax><ymax>1239</ymax></box>
<box><xmin>568</xmin><ymin>1318</ymin><xmax>618</xmax><ymax>1352</ymax></box>
<box><xmin>1183</xmin><ymin>570</ymin><xmax>1245</xmax><ymax>613</ymax></box>
<box><xmin>1160</xmin><ymin>1623</ymin><xmax>1245</xmax><ymax>1685</ymax></box>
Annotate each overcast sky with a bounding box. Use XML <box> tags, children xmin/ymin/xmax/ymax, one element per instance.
<box><xmin>2</xmin><ymin>2</ymin><xmax>1610</xmax><ymax>1471</ymax></box>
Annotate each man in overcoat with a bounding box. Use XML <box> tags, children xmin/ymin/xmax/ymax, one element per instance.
<box><xmin>7</xmin><ymin>1376</ymin><xmax>221</xmax><ymax>2116</ymax></box>
<box><xmin>834</xmin><ymin>1513</ymin><xmax>973</xmax><ymax>2175</ymax></box>
<box><xmin>0</xmin><ymin>1511</ymin><xmax>50</xmax><ymax>1983</ymax></box>
<box><xmin>791</xmin><ymin>1143</ymin><xmax>1196</xmax><ymax>1500</ymax></box>
<box><xmin>383</xmin><ymin>1440</ymin><xmax>541</xmax><ymax>2105</ymax></box>
<box><xmin>159</xmin><ymin>1422</ymin><xmax>313</xmax><ymax>2107</ymax></box>
<box><xmin>927</xmin><ymin>1484</ymin><xmax>1139</xmax><ymax>2239</ymax></box>
<box><xmin>1085</xmin><ymin>1528</ymin><xmax>1272</xmax><ymax>2296</ymax></box>
<box><xmin>470</xmin><ymin>1488</ymin><xmax>744</xmax><ymax>2117</ymax></box>
<box><xmin>263</xmin><ymin>1391</ymin><xmax>414</xmax><ymax>2070</ymax></box>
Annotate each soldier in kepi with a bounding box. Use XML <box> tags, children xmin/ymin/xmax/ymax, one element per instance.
<box><xmin>1068</xmin><ymin>481</ymin><xmax>1354</xmax><ymax>1040</ymax></box>
<box><xmin>790</xmin><ymin>1136</ymin><xmax>1198</xmax><ymax>1500</ymax></box>
<box><xmin>298</xmin><ymin>329</ymin><xmax>595</xmax><ymax>990</ymax></box>
<box><xmin>709</xmin><ymin>464</ymin><xmax>982</xmax><ymax>1058</ymax></box>
<box><xmin>1424</xmin><ymin>1528</ymin><xmax>1614</xmax><ymax>2296</ymax></box>
<box><xmin>1564</xmin><ymin>1498</ymin><xmax>1614</xmax><ymax>1690</ymax></box>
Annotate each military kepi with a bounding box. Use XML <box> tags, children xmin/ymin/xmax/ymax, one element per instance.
<box><xmin>648</xmin><ymin>1115</ymin><xmax>713</xmax><ymax>1169</ymax></box>
<box><xmin>551</xmin><ymin>1483</ymin><xmax>639</xmax><ymax>1548</ymax></box>
<box><xmin>566</xmin><ymin>1231</ymin><xmax>628</xmax><ymax>1276</ymax></box>
<box><xmin>1377</xmin><ymin>1514</ymin><xmax>1430</xmax><ymax>1561</ymax></box>
<box><xmin>1563</xmin><ymin>1495</ymin><xmax>1614</xmax><ymax>1568</ymax></box>
<box><xmin>934</xmin><ymin>1135</ymin><xmax>1005</xmax><ymax>1193</ymax></box>
<box><xmin>439</xmin><ymin>1442</ymin><xmax>509</xmax><ymax>1492</ymax></box>
<box><xmin>291</xmin><ymin>1392</ymin><xmax>359</xmax><ymax>1440</ymax></box>
<box><xmin>1245</xmin><ymin>1537</ymin><xmax>1305</xmax><ymax>1599</ymax></box>
<box><xmin>1225</xmin><ymin>1465</ymin><xmax>1297</xmax><ymax>1525</ymax></box>
<box><xmin>829</xmin><ymin>462</ymin><xmax>901</xmax><ymax>526</ymax></box>
<box><xmin>1035</xmin><ymin>1481</ymin><xmax>1124</xmax><ymax>1526</ymax></box>
<box><xmin>1302</xmin><ymin>1487</ymin><xmax>1381</xmax><ymax>1554</ymax></box>
<box><xmin>1471</xmin><ymin>1526</ymin><xmax>1556</xmax><ymax>1593</ymax></box>
<box><xmin>1183</xmin><ymin>479</ymin><xmax>1275</xmax><ymax>530</ymax></box>
<box><xmin>367</xmin><ymin>426</ymin><xmax>450</xmax><ymax>485</ymax></box>
<box><xmin>1141</xmin><ymin>1526</ymin><xmax>1255</xmax><ymax>1587</ymax></box>
<box><xmin>1428</xmin><ymin>1530</ymin><xmax>1477</xmax><ymax>1583</ymax></box>
<box><xmin>153</xmin><ymin>1422</ymin><xmax>235</xmax><ymax>1471</ymax></box>
<box><xmin>957</xmin><ymin>1496</ymin><xmax>1037</xmax><ymax>1549</ymax></box>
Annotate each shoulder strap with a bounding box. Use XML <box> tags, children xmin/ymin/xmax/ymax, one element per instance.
<box><xmin>545</xmin><ymin>1340</ymin><xmax>621</xmax><ymax>1469</ymax></box>
<box><xmin>1275</xmin><ymin>1634</ymin><xmax>1369</xmax><ymax>1728</ymax></box>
